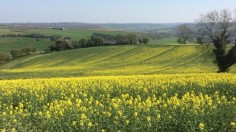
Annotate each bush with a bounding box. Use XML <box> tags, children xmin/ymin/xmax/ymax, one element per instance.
<box><xmin>196</xmin><ymin>36</ymin><xmax>204</xmax><ymax>44</ymax></box>
<box><xmin>48</xmin><ymin>39</ymin><xmax>75</xmax><ymax>52</ymax></box>
<box><xmin>0</xmin><ymin>53</ymin><xmax>10</xmax><ymax>62</ymax></box>
<box><xmin>143</xmin><ymin>38</ymin><xmax>149</xmax><ymax>44</ymax></box>
<box><xmin>10</xmin><ymin>50</ymin><xmax>22</xmax><ymax>59</ymax></box>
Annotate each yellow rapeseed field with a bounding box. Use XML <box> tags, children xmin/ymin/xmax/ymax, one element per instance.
<box><xmin>0</xmin><ymin>74</ymin><xmax>236</xmax><ymax>131</ymax></box>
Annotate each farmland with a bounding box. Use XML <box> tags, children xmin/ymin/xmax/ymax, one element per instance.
<box><xmin>0</xmin><ymin>28</ymin><xmax>131</xmax><ymax>53</ymax></box>
<box><xmin>0</xmin><ymin>28</ymin><xmax>236</xmax><ymax>131</ymax></box>
<box><xmin>1</xmin><ymin>44</ymin><xmax>233</xmax><ymax>79</ymax></box>
<box><xmin>0</xmin><ymin>37</ymin><xmax>52</xmax><ymax>54</ymax></box>
<box><xmin>1</xmin><ymin>74</ymin><xmax>236</xmax><ymax>131</ymax></box>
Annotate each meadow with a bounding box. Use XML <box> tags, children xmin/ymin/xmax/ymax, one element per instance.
<box><xmin>0</xmin><ymin>74</ymin><xmax>235</xmax><ymax>131</ymax></box>
<box><xmin>0</xmin><ymin>37</ymin><xmax>53</xmax><ymax>54</ymax></box>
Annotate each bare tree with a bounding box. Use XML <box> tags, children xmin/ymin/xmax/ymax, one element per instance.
<box><xmin>197</xmin><ymin>9</ymin><xmax>236</xmax><ymax>72</ymax></box>
<box><xmin>176</xmin><ymin>24</ymin><xmax>193</xmax><ymax>44</ymax></box>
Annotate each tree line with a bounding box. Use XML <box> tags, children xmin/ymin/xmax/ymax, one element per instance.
<box><xmin>2</xmin><ymin>33</ymin><xmax>68</xmax><ymax>41</ymax></box>
<box><xmin>0</xmin><ymin>47</ymin><xmax>37</xmax><ymax>63</ymax></box>
<box><xmin>47</xmin><ymin>33</ymin><xmax>149</xmax><ymax>52</ymax></box>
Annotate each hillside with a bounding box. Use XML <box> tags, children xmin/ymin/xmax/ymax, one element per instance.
<box><xmin>1</xmin><ymin>45</ymin><xmax>235</xmax><ymax>79</ymax></box>
<box><xmin>0</xmin><ymin>28</ymin><xmax>131</xmax><ymax>53</ymax></box>
<box><xmin>0</xmin><ymin>37</ymin><xmax>53</xmax><ymax>54</ymax></box>
<box><xmin>1</xmin><ymin>23</ymin><xmax>180</xmax><ymax>32</ymax></box>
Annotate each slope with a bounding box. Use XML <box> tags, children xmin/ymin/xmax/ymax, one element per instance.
<box><xmin>0</xmin><ymin>45</ymin><xmax>235</xmax><ymax>79</ymax></box>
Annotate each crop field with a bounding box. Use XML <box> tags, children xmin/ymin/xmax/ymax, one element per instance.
<box><xmin>1</xmin><ymin>45</ymin><xmax>236</xmax><ymax>79</ymax></box>
<box><xmin>0</xmin><ymin>74</ymin><xmax>236</xmax><ymax>131</ymax></box>
<box><xmin>0</xmin><ymin>28</ymin><xmax>236</xmax><ymax>131</ymax></box>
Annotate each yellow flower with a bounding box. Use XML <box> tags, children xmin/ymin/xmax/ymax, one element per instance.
<box><xmin>88</xmin><ymin>121</ymin><xmax>92</xmax><ymax>128</ymax></box>
<box><xmin>81</xmin><ymin>114</ymin><xmax>87</xmax><ymax>120</ymax></box>
<box><xmin>67</xmin><ymin>99</ymin><xmax>72</xmax><ymax>106</ymax></box>
<box><xmin>101</xmin><ymin>129</ymin><xmax>105</xmax><ymax>132</ymax></box>
<box><xmin>2</xmin><ymin>112</ymin><xmax>6</xmax><ymax>116</ymax></box>
<box><xmin>230</xmin><ymin>122</ymin><xmax>235</xmax><ymax>127</ymax></box>
<box><xmin>38</xmin><ymin>111</ymin><xmax>43</xmax><ymax>116</ymax></box>
<box><xmin>1</xmin><ymin>129</ymin><xmax>6</xmax><ymax>132</ymax></box>
<box><xmin>125</xmin><ymin>120</ymin><xmax>129</xmax><ymax>125</ymax></box>
<box><xmin>145</xmin><ymin>98</ymin><xmax>152</xmax><ymax>107</ymax></box>
<box><xmin>19</xmin><ymin>102</ymin><xmax>24</xmax><ymax>109</ymax></box>
<box><xmin>147</xmin><ymin>116</ymin><xmax>151</xmax><ymax>122</ymax></box>
<box><xmin>46</xmin><ymin>111</ymin><xmax>51</xmax><ymax>119</ymax></box>
<box><xmin>11</xmin><ymin>128</ymin><xmax>16</xmax><ymax>132</ymax></box>
<box><xmin>133</xmin><ymin>112</ymin><xmax>138</xmax><ymax>117</ymax></box>
<box><xmin>59</xmin><ymin>111</ymin><xmax>64</xmax><ymax>116</ymax></box>
<box><xmin>199</xmin><ymin>123</ymin><xmax>204</xmax><ymax>130</ymax></box>
<box><xmin>13</xmin><ymin>119</ymin><xmax>17</xmax><ymax>123</ymax></box>
<box><xmin>72</xmin><ymin>121</ymin><xmax>76</xmax><ymax>126</ymax></box>
<box><xmin>157</xmin><ymin>114</ymin><xmax>161</xmax><ymax>121</ymax></box>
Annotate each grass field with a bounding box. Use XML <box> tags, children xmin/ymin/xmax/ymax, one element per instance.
<box><xmin>0</xmin><ymin>28</ymin><xmax>134</xmax><ymax>54</ymax></box>
<box><xmin>25</xmin><ymin>29</ymin><xmax>130</xmax><ymax>41</ymax></box>
<box><xmin>0</xmin><ymin>28</ymin><xmax>130</xmax><ymax>41</ymax></box>
<box><xmin>0</xmin><ymin>37</ymin><xmax>53</xmax><ymax>54</ymax></box>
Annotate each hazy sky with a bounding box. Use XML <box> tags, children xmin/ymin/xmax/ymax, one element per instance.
<box><xmin>0</xmin><ymin>0</ymin><xmax>236</xmax><ymax>23</ymax></box>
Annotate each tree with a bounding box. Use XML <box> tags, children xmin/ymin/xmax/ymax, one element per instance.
<box><xmin>0</xmin><ymin>53</ymin><xmax>10</xmax><ymax>62</ymax></box>
<box><xmin>127</xmin><ymin>34</ymin><xmax>137</xmax><ymax>44</ymax></box>
<box><xmin>197</xmin><ymin>9</ymin><xmax>236</xmax><ymax>72</ymax></box>
<box><xmin>10</xmin><ymin>50</ymin><xmax>21</xmax><ymax>59</ymax></box>
<box><xmin>176</xmin><ymin>24</ymin><xmax>193</xmax><ymax>44</ymax></box>
<box><xmin>90</xmin><ymin>37</ymin><xmax>105</xmax><ymax>46</ymax></box>
<box><xmin>196</xmin><ymin>36</ymin><xmax>204</xmax><ymax>44</ymax></box>
<box><xmin>115</xmin><ymin>35</ymin><xmax>127</xmax><ymax>45</ymax></box>
<box><xmin>22</xmin><ymin>47</ymin><xmax>33</xmax><ymax>55</ymax></box>
<box><xmin>143</xmin><ymin>38</ymin><xmax>149</xmax><ymax>44</ymax></box>
<box><xmin>49</xmin><ymin>39</ymin><xmax>74</xmax><ymax>51</ymax></box>
<box><xmin>79</xmin><ymin>39</ymin><xmax>87</xmax><ymax>48</ymax></box>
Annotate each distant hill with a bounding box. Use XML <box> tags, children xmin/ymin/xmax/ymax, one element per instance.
<box><xmin>2</xmin><ymin>23</ymin><xmax>103</xmax><ymax>30</ymax></box>
<box><xmin>99</xmin><ymin>23</ymin><xmax>182</xmax><ymax>32</ymax></box>
<box><xmin>0</xmin><ymin>22</ymin><xmax>191</xmax><ymax>32</ymax></box>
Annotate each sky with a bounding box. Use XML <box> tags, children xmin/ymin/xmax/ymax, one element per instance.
<box><xmin>0</xmin><ymin>0</ymin><xmax>236</xmax><ymax>23</ymax></box>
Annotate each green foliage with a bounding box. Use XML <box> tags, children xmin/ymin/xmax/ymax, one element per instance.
<box><xmin>10</xmin><ymin>47</ymin><xmax>36</xmax><ymax>59</ymax></box>
<box><xmin>142</xmin><ymin>38</ymin><xmax>149</xmax><ymax>44</ymax></box>
<box><xmin>10</xmin><ymin>50</ymin><xmax>21</xmax><ymax>59</ymax></box>
<box><xmin>0</xmin><ymin>53</ymin><xmax>10</xmax><ymax>62</ymax></box>
<box><xmin>196</xmin><ymin>36</ymin><xmax>204</xmax><ymax>44</ymax></box>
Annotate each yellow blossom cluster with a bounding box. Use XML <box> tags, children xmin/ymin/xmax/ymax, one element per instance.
<box><xmin>0</xmin><ymin>74</ymin><xmax>235</xmax><ymax>131</ymax></box>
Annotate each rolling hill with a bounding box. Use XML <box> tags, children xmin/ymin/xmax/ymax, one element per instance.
<box><xmin>0</xmin><ymin>28</ymin><xmax>131</xmax><ymax>53</ymax></box>
<box><xmin>0</xmin><ymin>45</ymin><xmax>234</xmax><ymax>79</ymax></box>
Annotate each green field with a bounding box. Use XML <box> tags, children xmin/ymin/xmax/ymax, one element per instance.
<box><xmin>0</xmin><ymin>28</ymin><xmax>130</xmax><ymax>40</ymax></box>
<box><xmin>0</xmin><ymin>28</ymin><xmax>232</xmax><ymax>79</ymax></box>
<box><xmin>25</xmin><ymin>29</ymin><xmax>130</xmax><ymax>41</ymax></box>
<box><xmin>0</xmin><ymin>45</ymin><xmax>233</xmax><ymax>79</ymax></box>
<box><xmin>0</xmin><ymin>28</ymin><xmax>135</xmax><ymax>54</ymax></box>
<box><xmin>0</xmin><ymin>37</ymin><xmax>53</xmax><ymax>54</ymax></box>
